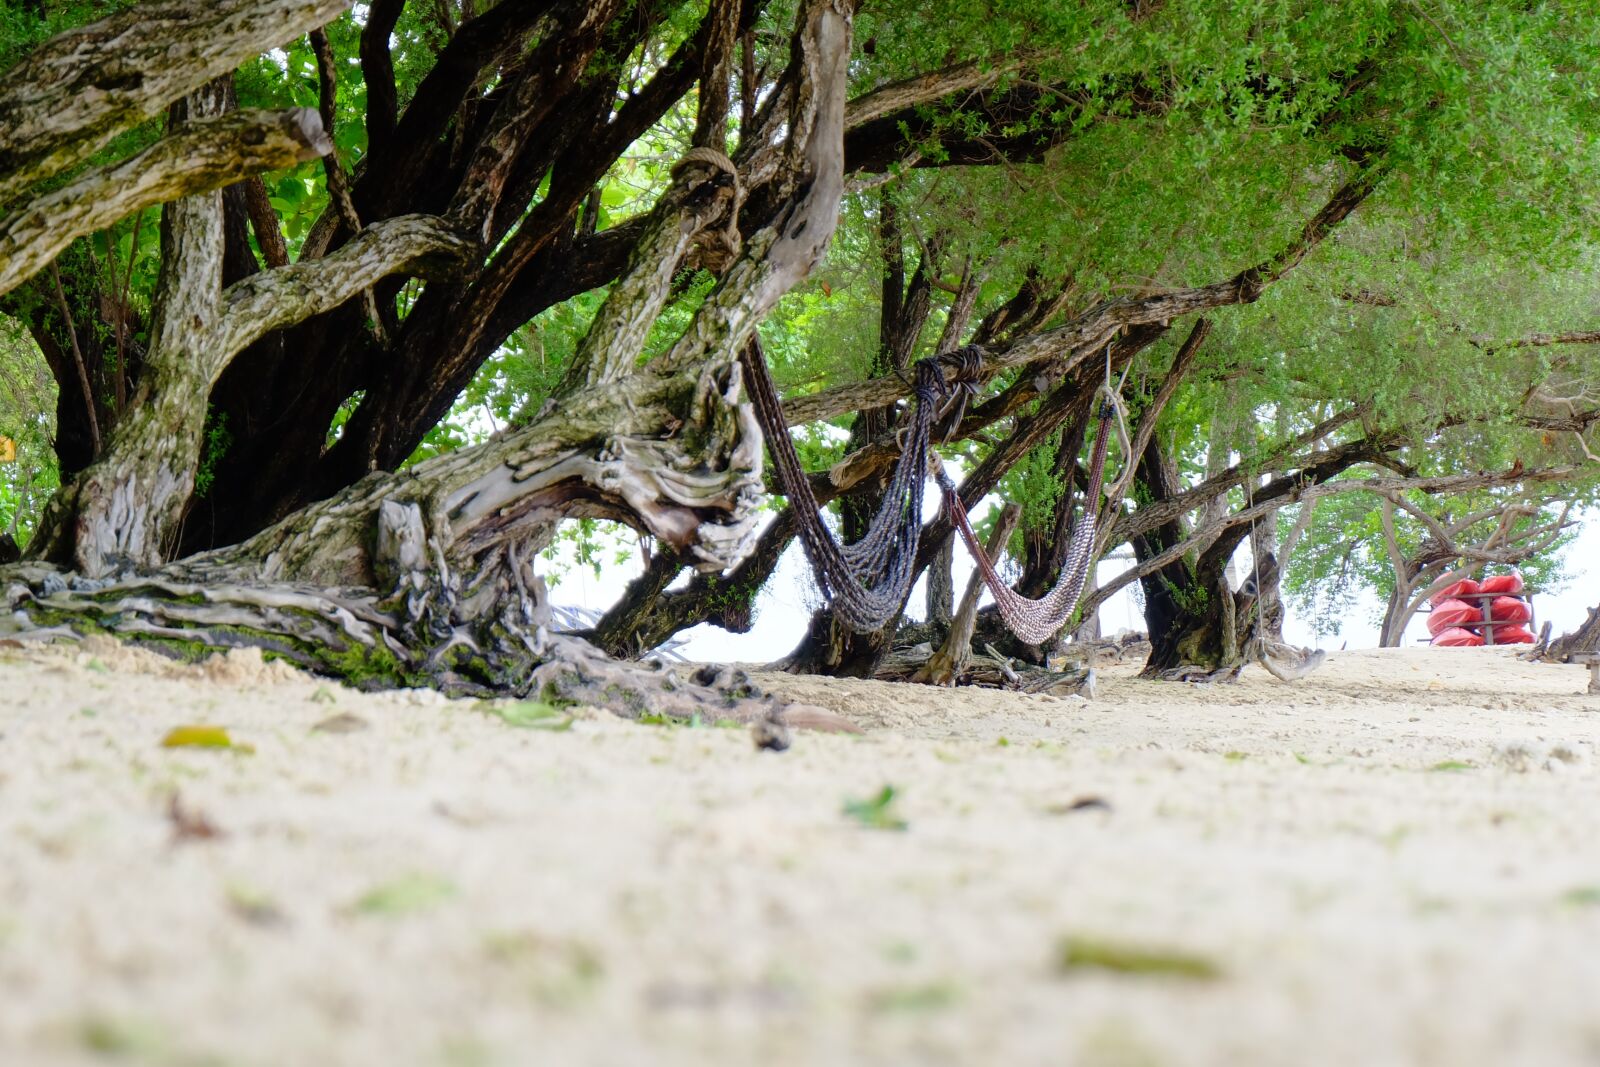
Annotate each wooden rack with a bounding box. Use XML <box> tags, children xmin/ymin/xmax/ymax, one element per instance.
<box><xmin>1424</xmin><ymin>590</ymin><xmax>1535</xmax><ymax>647</ymax></box>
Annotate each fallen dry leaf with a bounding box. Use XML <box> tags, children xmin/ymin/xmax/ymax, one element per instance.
<box><xmin>167</xmin><ymin>792</ymin><xmax>224</xmax><ymax>842</ymax></box>
<box><xmin>311</xmin><ymin>712</ymin><xmax>370</xmax><ymax>734</ymax></box>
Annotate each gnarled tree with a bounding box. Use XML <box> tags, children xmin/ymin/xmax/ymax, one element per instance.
<box><xmin>3</xmin><ymin>0</ymin><xmax>861</xmax><ymax>722</ymax></box>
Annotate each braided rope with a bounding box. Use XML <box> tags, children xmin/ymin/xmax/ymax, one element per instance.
<box><xmin>740</xmin><ymin>341</ymin><xmax>981</xmax><ymax>632</ymax></box>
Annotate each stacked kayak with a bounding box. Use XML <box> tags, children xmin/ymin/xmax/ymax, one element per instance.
<box><xmin>1426</xmin><ymin>574</ymin><xmax>1535</xmax><ymax>646</ymax></box>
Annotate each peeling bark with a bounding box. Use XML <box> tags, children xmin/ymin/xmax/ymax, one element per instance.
<box><xmin>0</xmin><ymin>0</ymin><xmax>349</xmax><ymax>208</ymax></box>
<box><xmin>0</xmin><ymin>109</ymin><xmax>329</xmax><ymax>300</ymax></box>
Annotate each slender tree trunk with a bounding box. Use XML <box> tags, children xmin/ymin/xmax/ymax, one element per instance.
<box><xmin>926</xmin><ymin>536</ymin><xmax>954</xmax><ymax>633</ymax></box>
<box><xmin>913</xmin><ymin>503</ymin><xmax>1019</xmax><ymax>685</ymax></box>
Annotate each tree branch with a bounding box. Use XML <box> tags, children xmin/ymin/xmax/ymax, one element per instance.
<box><xmin>240</xmin><ymin>177</ymin><xmax>291</xmax><ymax>269</ymax></box>
<box><xmin>780</xmin><ymin>164</ymin><xmax>1387</xmax><ymax>427</ymax></box>
<box><xmin>213</xmin><ymin>216</ymin><xmax>475</xmax><ymax>377</ymax></box>
<box><xmin>0</xmin><ymin>0</ymin><xmax>348</xmax><ymax>207</ymax></box>
<box><xmin>45</xmin><ymin>261</ymin><xmax>100</xmax><ymax>458</ymax></box>
<box><xmin>359</xmin><ymin>0</ymin><xmax>405</xmax><ymax>159</ymax></box>
<box><xmin>1107</xmin><ymin>405</ymin><xmax>1375</xmax><ymax>545</ymax></box>
<box><xmin>449</xmin><ymin>1</ymin><xmax>623</xmax><ymax>242</ymax></box>
<box><xmin>1099</xmin><ymin>316</ymin><xmax>1211</xmax><ymax>522</ymax></box>
<box><xmin>1083</xmin><ymin>463</ymin><xmax>1577</xmax><ymax>622</ymax></box>
<box><xmin>0</xmin><ymin>109</ymin><xmax>329</xmax><ymax>300</ymax></box>
<box><xmin>844</xmin><ymin>53</ymin><xmax>1034</xmax><ymax>130</ymax></box>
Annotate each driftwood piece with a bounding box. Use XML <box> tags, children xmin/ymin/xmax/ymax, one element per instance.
<box><xmin>1250</xmin><ymin>638</ymin><xmax>1328</xmax><ymax>682</ymax></box>
<box><xmin>1545</xmin><ymin>604</ymin><xmax>1600</xmax><ymax>664</ymax></box>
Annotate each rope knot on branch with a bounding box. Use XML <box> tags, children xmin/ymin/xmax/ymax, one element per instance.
<box><xmin>934</xmin><ymin>343</ymin><xmax>986</xmax><ymax>394</ymax></box>
<box><xmin>672</xmin><ymin>146</ymin><xmax>744</xmax><ymax>271</ymax></box>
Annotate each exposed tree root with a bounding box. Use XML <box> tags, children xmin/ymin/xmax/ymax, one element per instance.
<box><xmin>0</xmin><ymin>563</ymin><xmax>861</xmax><ymax>740</ymax></box>
<box><xmin>876</xmin><ymin>635</ymin><xmax>1096</xmax><ymax>697</ymax></box>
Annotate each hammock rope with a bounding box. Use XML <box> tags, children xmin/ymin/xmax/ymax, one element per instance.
<box><xmin>934</xmin><ymin>389</ymin><xmax>1116</xmax><ymax>645</ymax></box>
<box><xmin>740</xmin><ymin>338</ymin><xmax>982</xmax><ymax>632</ymax></box>
<box><xmin>741</xmin><ymin>336</ymin><xmax>1119</xmax><ymax>642</ymax></box>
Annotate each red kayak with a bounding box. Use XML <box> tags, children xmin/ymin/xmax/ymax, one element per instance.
<box><xmin>1427</xmin><ymin>598</ymin><xmax>1482</xmax><ymax>635</ymax></box>
<box><xmin>1430</xmin><ymin>578</ymin><xmax>1481</xmax><ymax>607</ymax></box>
<box><xmin>1490</xmin><ymin>596</ymin><xmax>1531</xmax><ymax>624</ymax></box>
<box><xmin>1480</xmin><ymin>573</ymin><xmax>1525</xmax><ymax>595</ymax></box>
<box><xmin>1492</xmin><ymin>624</ymin><xmax>1536</xmax><ymax>644</ymax></box>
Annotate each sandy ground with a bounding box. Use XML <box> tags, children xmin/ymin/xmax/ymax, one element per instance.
<box><xmin>1</xmin><ymin>638</ymin><xmax>1599</xmax><ymax>1067</ymax></box>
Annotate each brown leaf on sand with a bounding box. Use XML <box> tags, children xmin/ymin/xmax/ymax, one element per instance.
<box><xmin>167</xmin><ymin>792</ymin><xmax>224</xmax><ymax>843</ymax></box>
<box><xmin>1048</xmin><ymin>795</ymin><xmax>1113</xmax><ymax>815</ymax></box>
<box><xmin>311</xmin><ymin>712</ymin><xmax>370</xmax><ymax>734</ymax></box>
<box><xmin>780</xmin><ymin>703</ymin><xmax>864</xmax><ymax>734</ymax></box>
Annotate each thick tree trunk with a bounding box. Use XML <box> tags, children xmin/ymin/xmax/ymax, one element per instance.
<box><xmin>1132</xmin><ymin>438</ymin><xmax>1207</xmax><ymax>675</ymax></box>
<box><xmin>1135</xmin><ymin>432</ymin><xmax>1387</xmax><ymax>678</ymax></box>
<box><xmin>4</xmin><ymin>0</ymin><xmax>857</xmax><ymax>728</ymax></box>
<box><xmin>179</xmin><ymin>0</ymin><xmax>765</xmax><ymax>551</ymax></box>
<box><xmin>776</xmin><ymin>607</ymin><xmax>897</xmax><ymax>678</ymax></box>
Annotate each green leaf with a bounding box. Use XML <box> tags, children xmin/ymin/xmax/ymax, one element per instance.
<box><xmin>1058</xmin><ymin>936</ymin><xmax>1221</xmax><ymax>980</ymax></box>
<box><xmin>843</xmin><ymin>785</ymin><xmax>908</xmax><ymax>831</ymax></box>
<box><xmin>485</xmin><ymin>700</ymin><xmax>574</xmax><ymax>730</ymax></box>
<box><xmin>352</xmin><ymin>873</ymin><xmax>457</xmax><ymax>916</ymax></box>
<box><xmin>161</xmin><ymin>725</ymin><xmax>251</xmax><ymax>753</ymax></box>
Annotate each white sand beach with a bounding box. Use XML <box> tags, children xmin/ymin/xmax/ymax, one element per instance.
<box><xmin>1</xmin><ymin>640</ymin><xmax>1597</xmax><ymax>1066</ymax></box>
